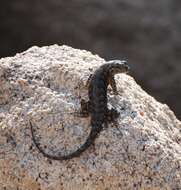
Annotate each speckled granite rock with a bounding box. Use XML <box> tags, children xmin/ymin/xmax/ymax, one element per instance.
<box><xmin>0</xmin><ymin>45</ymin><xmax>181</xmax><ymax>190</ymax></box>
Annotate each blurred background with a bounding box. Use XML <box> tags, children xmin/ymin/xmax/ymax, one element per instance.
<box><xmin>0</xmin><ymin>0</ymin><xmax>181</xmax><ymax>119</ymax></box>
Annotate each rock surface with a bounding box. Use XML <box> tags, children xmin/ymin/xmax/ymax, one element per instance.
<box><xmin>0</xmin><ymin>45</ymin><xmax>181</xmax><ymax>190</ymax></box>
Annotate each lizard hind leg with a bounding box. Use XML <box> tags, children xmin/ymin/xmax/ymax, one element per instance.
<box><xmin>103</xmin><ymin>108</ymin><xmax>120</xmax><ymax>129</ymax></box>
<box><xmin>79</xmin><ymin>99</ymin><xmax>91</xmax><ymax>117</ymax></box>
<box><xmin>106</xmin><ymin>108</ymin><xmax>120</xmax><ymax>122</ymax></box>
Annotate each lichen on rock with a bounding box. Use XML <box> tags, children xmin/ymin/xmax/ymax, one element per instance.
<box><xmin>0</xmin><ymin>45</ymin><xmax>181</xmax><ymax>190</ymax></box>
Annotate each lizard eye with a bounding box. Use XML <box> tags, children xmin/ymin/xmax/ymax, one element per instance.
<box><xmin>110</xmin><ymin>68</ymin><xmax>115</xmax><ymax>74</ymax></box>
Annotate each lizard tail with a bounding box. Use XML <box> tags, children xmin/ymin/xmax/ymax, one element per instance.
<box><xmin>30</xmin><ymin>120</ymin><xmax>101</xmax><ymax>160</ymax></box>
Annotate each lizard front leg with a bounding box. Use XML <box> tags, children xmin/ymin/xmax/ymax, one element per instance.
<box><xmin>109</xmin><ymin>76</ymin><xmax>118</xmax><ymax>95</ymax></box>
<box><xmin>85</xmin><ymin>74</ymin><xmax>93</xmax><ymax>89</ymax></box>
<box><xmin>78</xmin><ymin>74</ymin><xmax>92</xmax><ymax>116</ymax></box>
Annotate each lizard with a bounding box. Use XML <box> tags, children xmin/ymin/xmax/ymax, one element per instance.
<box><xmin>29</xmin><ymin>60</ymin><xmax>130</xmax><ymax>160</ymax></box>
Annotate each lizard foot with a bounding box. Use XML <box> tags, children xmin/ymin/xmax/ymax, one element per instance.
<box><xmin>106</xmin><ymin>108</ymin><xmax>120</xmax><ymax>122</ymax></box>
<box><xmin>103</xmin><ymin>108</ymin><xmax>120</xmax><ymax>129</ymax></box>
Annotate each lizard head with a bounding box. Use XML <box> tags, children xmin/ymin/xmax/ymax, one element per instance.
<box><xmin>107</xmin><ymin>60</ymin><xmax>130</xmax><ymax>75</ymax></box>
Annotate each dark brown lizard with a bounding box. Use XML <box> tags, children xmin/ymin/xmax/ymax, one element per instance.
<box><xmin>30</xmin><ymin>60</ymin><xmax>129</xmax><ymax>160</ymax></box>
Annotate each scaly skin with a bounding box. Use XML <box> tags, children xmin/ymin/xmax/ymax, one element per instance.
<box><xmin>30</xmin><ymin>60</ymin><xmax>129</xmax><ymax>160</ymax></box>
